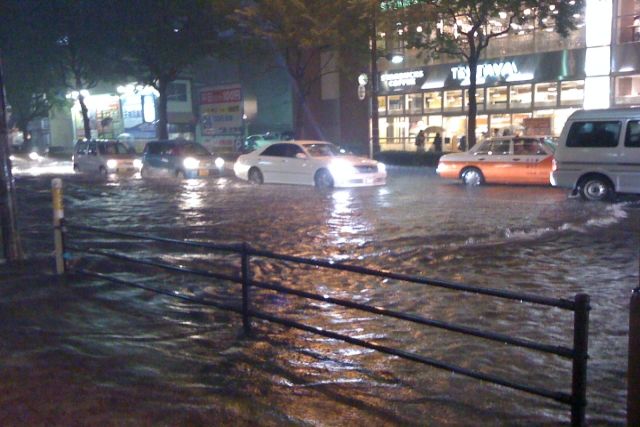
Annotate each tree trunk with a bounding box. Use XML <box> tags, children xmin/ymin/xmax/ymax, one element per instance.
<box><xmin>77</xmin><ymin>93</ymin><xmax>92</xmax><ymax>140</ymax></box>
<box><xmin>467</xmin><ymin>54</ymin><xmax>479</xmax><ymax>149</ymax></box>
<box><xmin>157</xmin><ymin>77</ymin><xmax>169</xmax><ymax>140</ymax></box>
<box><xmin>0</xmin><ymin>53</ymin><xmax>24</xmax><ymax>262</ymax></box>
<box><xmin>292</xmin><ymin>83</ymin><xmax>305</xmax><ymax>140</ymax></box>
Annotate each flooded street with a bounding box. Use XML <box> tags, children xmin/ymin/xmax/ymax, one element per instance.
<box><xmin>2</xmin><ymin>161</ymin><xmax>639</xmax><ymax>426</ymax></box>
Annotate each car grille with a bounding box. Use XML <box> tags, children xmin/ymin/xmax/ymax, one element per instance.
<box><xmin>354</xmin><ymin>165</ymin><xmax>378</xmax><ymax>173</ymax></box>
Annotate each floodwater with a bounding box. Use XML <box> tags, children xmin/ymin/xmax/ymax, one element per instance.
<box><xmin>2</xmin><ymin>160</ymin><xmax>639</xmax><ymax>426</ymax></box>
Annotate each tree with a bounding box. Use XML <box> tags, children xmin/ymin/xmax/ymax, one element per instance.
<box><xmin>111</xmin><ymin>0</ymin><xmax>234</xmax><ymax>140</ymax></box>
<box><xmin>236</xmin><ymin>0</ymin><xmax>369</xmax><ymax>139</ymax></box>
<box><xmin>48</xmin><ymin>0</ymin><xmax>127</xmax><ymax>140</ymax></box>
<box><xmin>406</xmin><ymin>0</ymin><xmax>585</xmax><ymax>148</ymax></box>
<box><xmin>0</xmin><ymin>0</ymin><xmax>68</xmax><ymax>146</ymax></box>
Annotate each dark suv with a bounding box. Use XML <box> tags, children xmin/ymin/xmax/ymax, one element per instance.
<box><xmin>140</xmin><ymin>140</ymin><xmax>222</xmax><ymax>179</ymax></box>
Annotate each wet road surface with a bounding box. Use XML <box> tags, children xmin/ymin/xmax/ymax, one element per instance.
<box><xmin>1</xmin><ymin>160</ymin><xmax>639</xmax><ymax>425</ymax></box>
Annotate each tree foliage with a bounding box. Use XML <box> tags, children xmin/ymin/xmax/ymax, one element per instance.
<box><xmin>109</xmin><ymin>0</ymin><xmax>234</xmax><ymax>140</ymax></box>
<box><xmin>236</xmin><ymin>0</ymin><xmax>370</xmax><ymax>139</ymax></box>
<box><xmin>402</xmin><ymin>0</ymin><xmax>586</xmax><ymax>147</ymax></box>
<box><xmin>0</xmin><ymin>1</ymin><xmax>68</xmax><ymax>143</ymax></box>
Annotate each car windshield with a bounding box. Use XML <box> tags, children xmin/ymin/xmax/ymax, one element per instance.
<box><xmin>99</xmin><ymin>142</ymin><xmax>130</xmax><ymax>155</ymax></box>
<box><xmin>180</xmin><ymin>143</ymin><xmax>210</xmax><ymax>156</ymax></box>
<box><xmin>542</xmin><ymin>137</ymin><xmax>557</xmax><ymax>153</ymax></box>
<box><xmin>303</xmin><ymin>143</ymin><xmax>340</xmax><ymax>157</ymax></box>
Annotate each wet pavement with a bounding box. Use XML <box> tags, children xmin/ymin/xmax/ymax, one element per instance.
<box><xmin>1</xmin><ymin>159</ymin><xmax>639</xmax><ymax>426</ymax></box>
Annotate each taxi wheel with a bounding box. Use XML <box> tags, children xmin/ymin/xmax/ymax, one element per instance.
<box><xmin>314</xmin><ymin>169</ymin><xmax>334</xmax><ymax>189</ymax></box>
<box><xmin>248</xmin><ymin>167</ymin><xmax>263</xmax><ymax>184</ymax></box>
<box><xmin>579</xmin><ymin>176</ymin><xmax>613</xmax><ymax>202</ymax></box>
<box><xmin>462</xmin><ymin>168</ymin><xmax>484</xmax><ymax>186</ymax></box>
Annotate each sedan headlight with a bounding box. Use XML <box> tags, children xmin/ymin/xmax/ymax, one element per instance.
<box><xmin>133</xmin><ymin>159</ymin><xmax>143</xmax><ymax>169</ymax></box>
<box><xmin>106</xmin><ymin>159</ymin><xmax>118</xmax><ymax>169</ymax></box>
<box><xmin>214</xmin><ymin>157</ymin><xmax>225</xmax><ymax>169</ymax></box>
<box><xmin>183</xmin><ymin>157</ymin><xmax>200</xmax><ymax>169</ymax></box>
<box><xmin>328</xmin><ymin>159</ymin><xmax>358</xmax><ymax>181</ymax></box>
<box><xmin>28</xmin><ymin>151</ymin><xmax>41</xmax><ymax>161</ymax></box>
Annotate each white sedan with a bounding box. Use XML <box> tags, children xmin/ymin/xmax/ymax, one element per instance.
<box><xmin>233</xmin><ymin>140</ymin><xmax>386</xmax><ymax>188</ymax></box>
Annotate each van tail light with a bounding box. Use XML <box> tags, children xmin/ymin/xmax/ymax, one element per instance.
<box><xmin>551</xmin><ymin>157</ymin><xmax>557</xmax><ymax>172</ymax></box>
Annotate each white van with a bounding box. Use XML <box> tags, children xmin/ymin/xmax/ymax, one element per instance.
<box><xmin>551</xmin><ymin>108</ymin><xmax>640</xmax><ymax>201</ymax></box>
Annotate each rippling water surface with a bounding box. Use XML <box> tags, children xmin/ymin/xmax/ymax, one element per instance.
<box><xmin>2</xmin><ymin>163</ymin><xmax>639</xmax><ymax>426</ymax></box>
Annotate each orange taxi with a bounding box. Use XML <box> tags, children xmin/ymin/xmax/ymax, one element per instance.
<box><xmin>436</xmin><ymin>136</ymin><xmax>556</xmax><ymax>186</ymax></box>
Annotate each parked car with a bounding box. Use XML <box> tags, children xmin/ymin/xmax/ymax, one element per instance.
<box><xmin>73</xmin><ymin>139</ymin><xmax>140</xmax><ymax>176</ymax></box>
<box><xmin>436</xmin><ymin>136</ymin><xmax>556</xmax><ymax>186</ymax></box>
<box><xmin>551</xmin><ymin>108</ymin><xmax>640</xmax><ymax>201</ymax></box>
<box><xmin>140</xmin><ymin>140</ymin><xmax>224</xmax><ymax>179</ymax></box>
<box><xmin>233</xmin><ymin>140</ymin><xmax>386</xmax><ymax>188</ymax></box>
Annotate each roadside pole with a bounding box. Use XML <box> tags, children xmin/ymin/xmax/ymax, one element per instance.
<box><xmin>52</xmin><ymin>178</ymin><xmax>65</xmax><ymax>274</ymax></box>
<box><xmin>629</xmin><ymin>286</ymin><xmax>640</xmax><ymax>426</ymax></box>
<box><xmin>0</xmin><ymin>50</ymin><xmax>24</xmax><ymax>262</ymax></box>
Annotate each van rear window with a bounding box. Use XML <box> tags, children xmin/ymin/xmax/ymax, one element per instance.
<box><xmin>566</xmin><ymin>121</ymin><xmax>620</xmax><ymax>148</ymax></box>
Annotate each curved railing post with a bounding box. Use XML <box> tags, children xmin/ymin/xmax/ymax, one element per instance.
<box><xmin>628</xmin><ymin>287</ymin><xmax>640</xmax><ymax>426</ymax></box>
<box><xmin>241</xmin><ymin>242</ymin><xmax>251</xmax><ymax>335</ymax></box>
<box><xmin>571</xmin><ymin>293</ymin><xmax>590</xmax><ymax>427</ymax></box>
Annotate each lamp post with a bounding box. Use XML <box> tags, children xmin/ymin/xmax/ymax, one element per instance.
<box><xmin>370</xmin><ymin>3</ymin><xmax>380</xmax><ymax>159</ymax></box>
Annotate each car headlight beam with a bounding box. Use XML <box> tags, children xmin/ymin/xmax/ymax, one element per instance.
<box><xmin>328</xmin><ymin>159</ymin><xmax>358</xmax><ymax>181</ymax></box>
<box><xmin>106</xmin><ymin>159</ymin><xmax>118</xmax><ymax>169</ymax></box>
<box><xmin>183</xmin><ymin>157</ymin><xmax>200</xmax><ymax>169</ymax></box>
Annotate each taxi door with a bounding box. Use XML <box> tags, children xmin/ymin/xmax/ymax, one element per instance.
<box><xmin>473</xmin><ymin>139</ymin><xmax>513</xmax><ymax>183</ymax></box>
<box><xmin>511</xmin><ymin>138</ymin><xmax>554</xmax><ymax>184</ymax></box>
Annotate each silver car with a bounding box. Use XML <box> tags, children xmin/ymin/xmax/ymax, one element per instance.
<box><xmin>73</xmin><ymin>139</ymin><xmax>141</xmax><ymax>176</ymax></box>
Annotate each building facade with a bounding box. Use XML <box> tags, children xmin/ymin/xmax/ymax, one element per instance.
<box><xmin>373</xmin><ymin>0</ymin><xmax>640</xmax><ymax>152</ymax></box>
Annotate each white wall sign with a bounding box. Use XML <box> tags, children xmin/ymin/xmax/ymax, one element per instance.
<box><xmin>451</xmin><ymin>61</ymin><xmax>526</xmax><ymax>83</ymax></box>
<box><xmin>381</xmin><ymin>70</ymin><xmax>424</xmax><ymax>87</ymax></box>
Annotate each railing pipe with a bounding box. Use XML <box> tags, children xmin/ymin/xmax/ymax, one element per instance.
<box><xmin>241</xmin><ymin>242</ymin><xmax>251</xmax><ymax>335</ymax></box>
<box><xmin>628</xmin><ymin>287</ymin><xmax>640</xmax><ymax>426</ymax></box>
<box><xmin>571</xmin><ymin>293</ymin><xmax>590</xmax><ymax>427</ymax></box>
<box><xmin>247</xmin><ymin>247</ymin><xmax>575</xmax><ymax>310</ymax></box>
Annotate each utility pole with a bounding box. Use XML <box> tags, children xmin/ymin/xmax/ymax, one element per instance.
<box><xmin>370</xmin><ymin>1</ymin><xmax>380</xmax><ymax>158</ymax></box>
<box><xmin>0</xmin><ymin>50</ymin><xmax>24</xmax><ymax>262</ymax></box>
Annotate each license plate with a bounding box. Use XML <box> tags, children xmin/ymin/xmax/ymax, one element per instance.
<box><xmin>198</xmin><ymin>169</ymin><xmax>210</xmax><ymax>177</ymax></box>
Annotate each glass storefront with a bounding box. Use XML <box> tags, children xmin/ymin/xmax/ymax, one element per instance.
<box><xmin>560</xmin><ymin>81</ymin><xmax>585</xmax><ymax>106</ymax></box>
<box><xmin>376</xmin><ymin>77</ymin><xmax>586</xmax><ymax>152</ymax></box>
<box><xmin>617</xmin><ymin>0</ymin><xmax>640</xmax><ymax>43</ymax></box>
<box><xmin>487</xmin><ymin>86</ymin><xmax>508</xmax><ymax>110</ymax></box>
<box><xmin>534</xmin><ymin>82</ymin><xmax>558</xmax><ymax>107</ymax></box>
<box><xmin>615</xmin><ymin>74</ymin><xmax>640</xmax><ymax>104</ymax></box>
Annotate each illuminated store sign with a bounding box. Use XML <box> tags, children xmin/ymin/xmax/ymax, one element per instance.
<box><xmin>381</xmin><ymin>70</ymin><xmax>425</xmax><ymax>87</ymax></box>
<box><xmin>451</xmin><ymin>61</ymin><xmax>523</xmax><ymax>82</ymax></box>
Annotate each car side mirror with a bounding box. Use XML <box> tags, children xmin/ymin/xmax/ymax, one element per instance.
<box><xmin>295</xmin><ymin>153</ymin><xmax>307</xmax><ymax>159</ymax></box>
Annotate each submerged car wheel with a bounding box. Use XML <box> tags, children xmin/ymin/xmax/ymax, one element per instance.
<box><xmin>176</xmin><ymin>170</ymin><xmax>186</xmax><ymax>180</ymax></box>
<box><xmin>248</xmin><ymin>167</ymin><xmax>263</xmax><ymax>184</ymax></box>
<box><xmin>140</xmin><ymin>166</ymin><xmax>150</xmax><ymax>178</ymax></box>
<box><xmin>73</xmin><ymin>163</ymin><xmax>79</xmax><ymax>172</ymax></box>
<box><xmin>314</xmin><ymin>169</ymin><xmax>334</xmax><ymax>189</ymax></box>
<box><xmin>99</xmin><ymin>166</ymin><xmax>108</xmax><ymax>177</ymax></box>
<box><xmin>579</xmin><ymin>176</ymin><xmax>613</xmax><ymax>202</ymax></box>
<box><xmin>462</xmin><ymin>168</ymin><xmax>484</xmax><ymax>186</ymax></box>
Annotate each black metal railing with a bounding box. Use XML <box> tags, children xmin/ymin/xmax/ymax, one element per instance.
<box><xmin>61</xmin><ymin>222</ymin><xmax>590</xmax><ymax>426</ymax></box>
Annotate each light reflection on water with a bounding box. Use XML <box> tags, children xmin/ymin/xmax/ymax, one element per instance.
<box><xmin>6</xmin><ymin>169</ymin><xmax>639</xmax><ymax>425</ymax></box>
